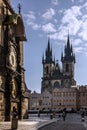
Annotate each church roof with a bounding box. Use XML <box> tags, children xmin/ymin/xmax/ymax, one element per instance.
<box><xmin>42</xmin><ymin>37</ymin><xmax>55</xmax><ymax>64</ymax></box>
<box><xmin>61</xmin><ymin>34</ymin><xmax>75</xmax><ymax>63</ymax></box>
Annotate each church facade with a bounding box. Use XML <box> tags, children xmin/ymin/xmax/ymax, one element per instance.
<box><xmin>0</xmin><ymin>0</ymin><xmax>29</xmax><ymax>121</ymax></box>
<box><xmin>41</xmin><ymin>35</ymin><xmax>76</xmax><ymax>94</ymax></box>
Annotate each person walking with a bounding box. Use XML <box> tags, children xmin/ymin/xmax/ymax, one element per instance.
<box><xmin>62</xmin><ymin>111</ymin><xmax>66</xmax><ymax>121</ymax></box>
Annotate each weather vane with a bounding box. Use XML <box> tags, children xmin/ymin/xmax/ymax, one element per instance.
<box><xmin>18</xmin><ymin>3</ymin><xmax>21</xmax><ymax>14</ymax></box>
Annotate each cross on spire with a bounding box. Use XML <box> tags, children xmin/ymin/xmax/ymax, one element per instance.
<box><xmin>18</xmin><ymin>3</ymin><xmax>21</xmax><ymax>14</ymax></box>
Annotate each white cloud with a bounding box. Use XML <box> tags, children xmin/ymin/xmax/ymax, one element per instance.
<box><xmin>50</xmin><ymin>29</ymin><xmax>67</xmax><ymax>41</ymax></box>
<box><xmin>62</xmin><ymin>6</ymin><xmax>82</xmax><ymax>24</ymax></box>
<box><xmin>42</xmin><ymin>8</ymin><xmax>56</xmax><ymax>20</ymax></box>
<box><xmin>51</xmin><ymin>0</ymin><xmax>58</xmax><ymax>5</ymax></box>
<box><xmin>79</xmin><ymin>30</ymin><xmax>87</xmax><ymax>41</ymax></box>
<box><xmin>24</xmin><ymin>11</ymin><xmax>36</xmax><ymax>26</ymax></box>
<box><xmin>54</xmin><ymin>19</ymin><xmax>58</xmax><ymax>23</ymax></box>
<box><xmin>78</xmin><ymin>14</ymin><xmax>87</xmax><ymax>40</ymax></box>
<box><xmin>58</xmin><ymin>9</ymin><xmax>65</xmax><ymax>15</ymax></box>
<box><xmin>71</xmin><ymin>0</ymin><xmax>74</xmax><ymax>3</ymax></box>
<box><xmin>24</xmin><ymin>11</ymin><xmax>41</xmax><ymax>30</ymax></box>
<box><xmin>31</xmin><ymin>23</ymin><xmax>41</xmax><ymax>30</ymax></box>
<box><xmin>42</xmin><ymin>23</ymin><xmax>56</xmax><ymax>33</ymax></box>
<box><xmin>73</xmin><ymin>39</ymin><xmax>82</xmax><ymax>46</ymax></box>
<box><xmin>59</xmin><ymin>6</ymin><xmax>82</xmax><ymax>36</ymax></box>
<box><xmin>78</xmin><ymin>0</ymin><xmax>84</xmax><ymax>3</ymax></box>
<box><xmin>74</xmin><ymin>46</ymin><xmax>83</xmax><ymax>53</ymax></box>
<box><xmin>71</xmin><ymin>0</ymin><xmax>84</xmax><ymax>3</ymax></box>
<box><xmin>25</xmin><ymin>11</ymin><xmax>36</xmax><ymax>22</ymax></box>
<box><xmin>25</xmin><ymin>1</ymin><xmax>87</xmax><ymax>56</ymax></box>
<box><xmin>82</xmin><ymin>2</ymin><xmax>87</xmax><ymax>8</ymax></box>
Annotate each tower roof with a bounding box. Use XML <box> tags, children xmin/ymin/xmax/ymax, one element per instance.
<box><xmin>45</xmin><ymin>37</ymin><xmax>53</xmax><ymax>63</ymax></box>
<box><xmin>61</xmin><ymin>34</ymin><xmax>75</xmax><ymax>63</ymax></box>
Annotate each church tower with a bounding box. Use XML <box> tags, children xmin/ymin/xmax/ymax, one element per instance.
<box><xmin>41</xmin><ymin>37</ymin><xmax>55</xmax><ymax>93</ymax></box>
<box><xmin>61</xmin><ymin>34</ymin><xmax>76</xmax><ymax>87</ymax></box>
<box><xmin>0</xmin><ymin>0</ymin><xmax>29</xmax><ymax>121</ymax></box>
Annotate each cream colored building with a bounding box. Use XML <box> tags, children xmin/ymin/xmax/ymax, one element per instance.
<box><xmin>30</xmin><ymin>91</ymin><xmax>41</xmax><ymax>110</ymax></box>
<box><xmin>40</xmin><ymin>90</ymin><xmax>52</xmax><ymax>110</ymax></box>
<box><xmin>30</xmin><ymin>90</ymin><xmax>52</xmax><ymax>111</ymax></box>
<box><xmin>30</xmin><ymin>87</ymin><xmax>78</xmax><ymax>111</ymax></box>
<box><xmin>52</xmin><ymin>87</ymin><xmax>77</xmax><ymax>111</ymax></box>
<box><xmin>78</xmin><ymin>86</ymin><xmax>87</xmax><ymax>110</ymax></box>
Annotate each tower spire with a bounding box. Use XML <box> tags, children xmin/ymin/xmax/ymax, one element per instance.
<box><xmin>45</xmin><ymin>36</ymin><xmax>53</xmax><ymax>62</ymax></box>
<box><xmin>67</xmin><ymin>30</ymin><xmax>70</xmax><ymax>49</ymax></box>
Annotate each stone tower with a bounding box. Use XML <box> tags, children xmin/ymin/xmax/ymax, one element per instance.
<box><xmin>41</xmin><ymin>38</ymin><xmax>54</xmax><ymax>93</ymax></box>
<box><xmin>41</xmin><ymin>38</ymin><xmax>62</xmax><ymax>93</ymax></box>
<box><xmin>61</xmin><ymin>34</ymin><xmax>76</xmax><ymax>87</ymax></box>
<box><xmin>0</xmin><ymin>0</ymin><xmax>29</xmax><ymax>121</ymax></box>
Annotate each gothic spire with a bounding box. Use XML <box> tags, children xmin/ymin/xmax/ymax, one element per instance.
<box><xmin>45</xmin><ymin>37</ymin><xmax>53</xmax><ymax>62</ymax></box>
<box><xmin>62</xmin><ymin>33</ymin><xmax>75</xmax><ymax>63</ymax></box>
<box><xmin>67</xmin><ymin>32</ymin><xmax>70</xmax><ymax>49</ymax></box>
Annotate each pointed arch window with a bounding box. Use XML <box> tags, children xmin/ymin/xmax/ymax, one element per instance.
<box><xmin>66</xmin><ymin>64</ymin><xmax>69</xmax><ymax>72</ymax></box>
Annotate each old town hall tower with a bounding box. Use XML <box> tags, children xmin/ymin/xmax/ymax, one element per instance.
<box><xmin>41</xmin><ymin>34</ymin><xmax>76</xmax><ymax>93</ymax></box>
<box><xmin>0</xmin><ymin>0</ymin><xmax>29</xmax><ymax>121</ymax></box>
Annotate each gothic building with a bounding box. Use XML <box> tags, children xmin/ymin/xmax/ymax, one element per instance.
<box><xmin>41</xmin><ymin>35</ymin><xmax>76</xmax><ymax>93</ymax></box>
<box><xmin>0</xmin><ymin>0</ymin><xmax>29</xmax><ymax>121</ymax></box>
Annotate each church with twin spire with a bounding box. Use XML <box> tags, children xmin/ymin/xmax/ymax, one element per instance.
<box><xmin>41</xmin><ymin>34</ymin><xmax>76</xmax><ymax>93</ymax></box>
<box><xmin>30</xmin><ymin>34</ymin><xmax>87</xmax><ymax>111</ymax></box>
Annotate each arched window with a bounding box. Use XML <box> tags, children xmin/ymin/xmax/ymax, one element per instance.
<box><xmin>66</xmin><ymin>64</ymin><xmax>69</xmax><ymax>72</ymax></box>
<box><xmin>54</xmin><ymin>81</ymin><xmax>60</xmax><ymax>88</ymax></box>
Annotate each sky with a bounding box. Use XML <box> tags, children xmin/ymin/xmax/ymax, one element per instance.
<box><xmin>11</xmin><ymin>0</ymin><xmax>87</xmax><ymax>93</ymax></box>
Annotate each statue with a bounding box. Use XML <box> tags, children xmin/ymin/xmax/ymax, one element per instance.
<box><xmin>11</xmin><ymin>79</ymin><xmax>16</xmax><ymax>98</ymax></box>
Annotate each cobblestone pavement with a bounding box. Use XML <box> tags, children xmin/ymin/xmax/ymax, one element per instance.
<box><xmin>0</xmin><ymin>117</ymin><xmax>56</xmax><ymax>130</ymax></box>
<box><xmin>38</xmin><ymin>121</ymin><xmax>86</xmax><ymax>130</ymax></box>
<box><xmin>0</xmin><ymin>113</ymin><xmax>87</xmax><ymax>130</ymax></box>
<box><xmin>38</xmin><ymin>113</ymin><xmax>87</xmax><ymax>130</ymax></box>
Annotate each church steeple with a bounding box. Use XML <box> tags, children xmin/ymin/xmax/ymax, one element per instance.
<box><xmin>61</xmin><ymin>33</ymin><xmax>76</xmax><ymax>87</ymax></box>
<box><xmin>45</xmin><ymin>37</ymin><xmax>53</xmax><ymax>63</ymax></box>
<box><xmin>62</xmin><ymin>33</ymin><xmax>75</xmax><ymax>63</ymax></box>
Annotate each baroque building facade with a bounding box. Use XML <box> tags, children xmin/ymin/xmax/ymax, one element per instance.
<box><xmin>41</xmin><ymin>34</ymin><xmax>76</xmax><ymax>94</ymax></box>
<box><xmin>0</xmin><ymin>0</ymin><xmax>29</xmax><ymax>121</ymax></box>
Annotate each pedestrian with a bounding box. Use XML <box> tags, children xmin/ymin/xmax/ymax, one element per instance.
<box><xmin>62</xmin><ymin>111</ymin><xmax>66</xmax><ymax>121</ymax></box>
<box><xmin>81</xmin><ymin>112</ymin><xmax>85</xmax><ymax>122</ymax></box>
<box><xmin>12</xmin><ymin>107</ymin><xmax>18</xmax><ymax>118</ymax></box>
<box><xmin>11</xmin><ymin>107</ymin><xmax>18</xmax><ymax>130</ymax></box>
<box><xmin>38</xmin><ymin>111</ymin><xmax>40</xmax><ymax>118</ymax></box>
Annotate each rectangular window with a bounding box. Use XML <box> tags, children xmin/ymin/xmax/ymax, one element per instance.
<box><xmin>66</xmin><ymin>64</ymin><xmax>69</xmax><ymax>72</ymax></box>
